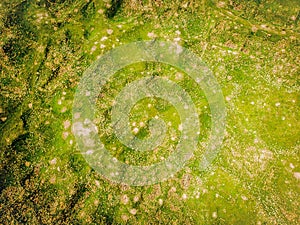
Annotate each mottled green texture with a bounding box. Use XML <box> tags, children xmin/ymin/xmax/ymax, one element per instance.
<box><xmin>0</xmin><ymin>0</ymin><xmax>299</xmax><ymax>224</ymax></box>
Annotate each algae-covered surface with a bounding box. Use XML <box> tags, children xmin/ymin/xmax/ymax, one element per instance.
<box><xmin>0</xmin><ymin>0</ymin><xmax>299</xmax><ymax>224</ymax></box>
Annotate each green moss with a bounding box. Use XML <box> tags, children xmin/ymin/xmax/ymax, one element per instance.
<box><xmin>0</xmin><ymin>0</ymin><xmax>299</xmax><ymax>224</ymax></box>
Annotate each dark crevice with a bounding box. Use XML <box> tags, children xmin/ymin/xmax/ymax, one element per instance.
<box><xmin>20</xmin><ymin>169</ymin><xmax>34</xmax><ymax>187</ymax></box>
<box><xmin>105</xmin><ymin>0</ymin><xmax>123</xmax><ymax>19</ymax></box>
<box><xmin>81</xmin><ymin>0</ymin><xmax>96</xmax><ymax>20</ymax></box>
<box><xmin>2</xmin><ymin>39</ymin><xmax>30</xmax><ymax>65</ymax></box>
<box><xmin>11</xmin><ymin>133</ymin><xmax>30</xmax><ymax>152</ymax></box>
<box><xmin>41</xmin><ymin>66</ymin><xmax>61</xmax><ymax>88</ymax></box>
<box><xmin>20</xmin><ymin>110</ymin><xmax>32</xmax><ymax>130</ymax></box>
<box><xmin>59</xmin><ymin>183</ymin><xmax>88</xmax><ymax>223</ymax></box>
<box><xmin>4</xmin><ymin>1</ymin><xmax>29</xmax><ymax>28</ymax></box>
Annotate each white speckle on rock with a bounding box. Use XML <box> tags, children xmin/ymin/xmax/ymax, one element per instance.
<box><xmin>62</xmin><ymin>132</ymin><xmax>69</xmax><ymax>140</ymax></box>
<box><xmin>241</xmin><ymin>195</ymin><xmax>248</xmax><ymax>201</ymax></box>
<box><xmin>293</xmin><ymin>172</ymin><xmax>300</xmax><ymax>180</ymax></box>
<box><xmin>212</xmin><ymin>211</ymin><xmax>217</xmax><ymax>218</ymax></box>
<box><xmin>178</xmin><ymin>124</ymin><xmax>183</xmax><ymax>131</ymax></box>
<box><xmin>196</xmin><ymin>77</ymin><xmax>202</xmax><ymax>83</ymax></box>
<box><xmin>175</xmin><ymin>72</ymin><xmax>183</xmax><ymax>80</ymax></box>
<box><xmin>170</xmin><ymin>187</ymin><xmax>176</xmax><ymax>193</ymax></box>
<box><xmin>129</xmin><ymin>208</ymin><xmax>137</xmax><ymax>215</ymax></box>
<box><xmin>121</xmin><ymin>214</ymin><xmax>128</xmax><ymax>221</ymax></box>
<box><xmin>91</xmin><ymin>46</ymin><xmax>97</xmax><ymax>52</ymax></box>
<box><xmin>175</xmin><ymin>44</ymin><xmax>183</xmax><ymax>54</ymax></box>
<box><xmin>50</xmin><ymin>158</ymin><xmax>57</xmax><ymax>165</ymax></box>
<box><xmin>158</xmin><ymin>198</ymin><xmax>163</xmax><ymax>205</ymax></box>
<box><xmin>133</xmin><ymin>127</ymin><xmax>139</xmax><ymax>134</ymax></box>
<box><xmin>97</xmin><ymin>9</ymin><xmax>104</xmax><ymax>14</ymax></box>
<box><xmin>86</xmin><ymin>150</ymin><xmax>94</xmax><ymax>155</ymax></box>
<box><xmin>61</xmin><ymin>107</ymin><xmax>67</xmax><ymax>113</ymax></box>
<box><xmin>133</xmin><ymin>196</ymin><xmax>139</xmax><ymax>202</ymax></box>
<box><xmin>101</xmin><ymin>36</ymin><xmax>108</xmax><ymax>41</ymax></box>
<box><xmin>74</xmin><ymin>112</ymin><xmax>81</xmax><ymax>119</ymax></box>
<box><xmin>261</xmin><ymin>24</ymin><xmax>268</xmax><ymax>29</ymax></box>
<box><xmin>121</xmin><ymin>195</ymin><xmax>129</xmax><ymax>204</ymax></box>
<box><xmin>50</xmin><ymin>176</ymin><xmax>56</xmax><ymax>184</ymax></box>
<box><xmin>147</xmin><ymin>32</ymin><xmax>156</xmax><ymax>38</ymax></box>
<box><xmin>107</xmin><ymin>29</ymin><xmax>113</xmax><ymax>35</ymax></box>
